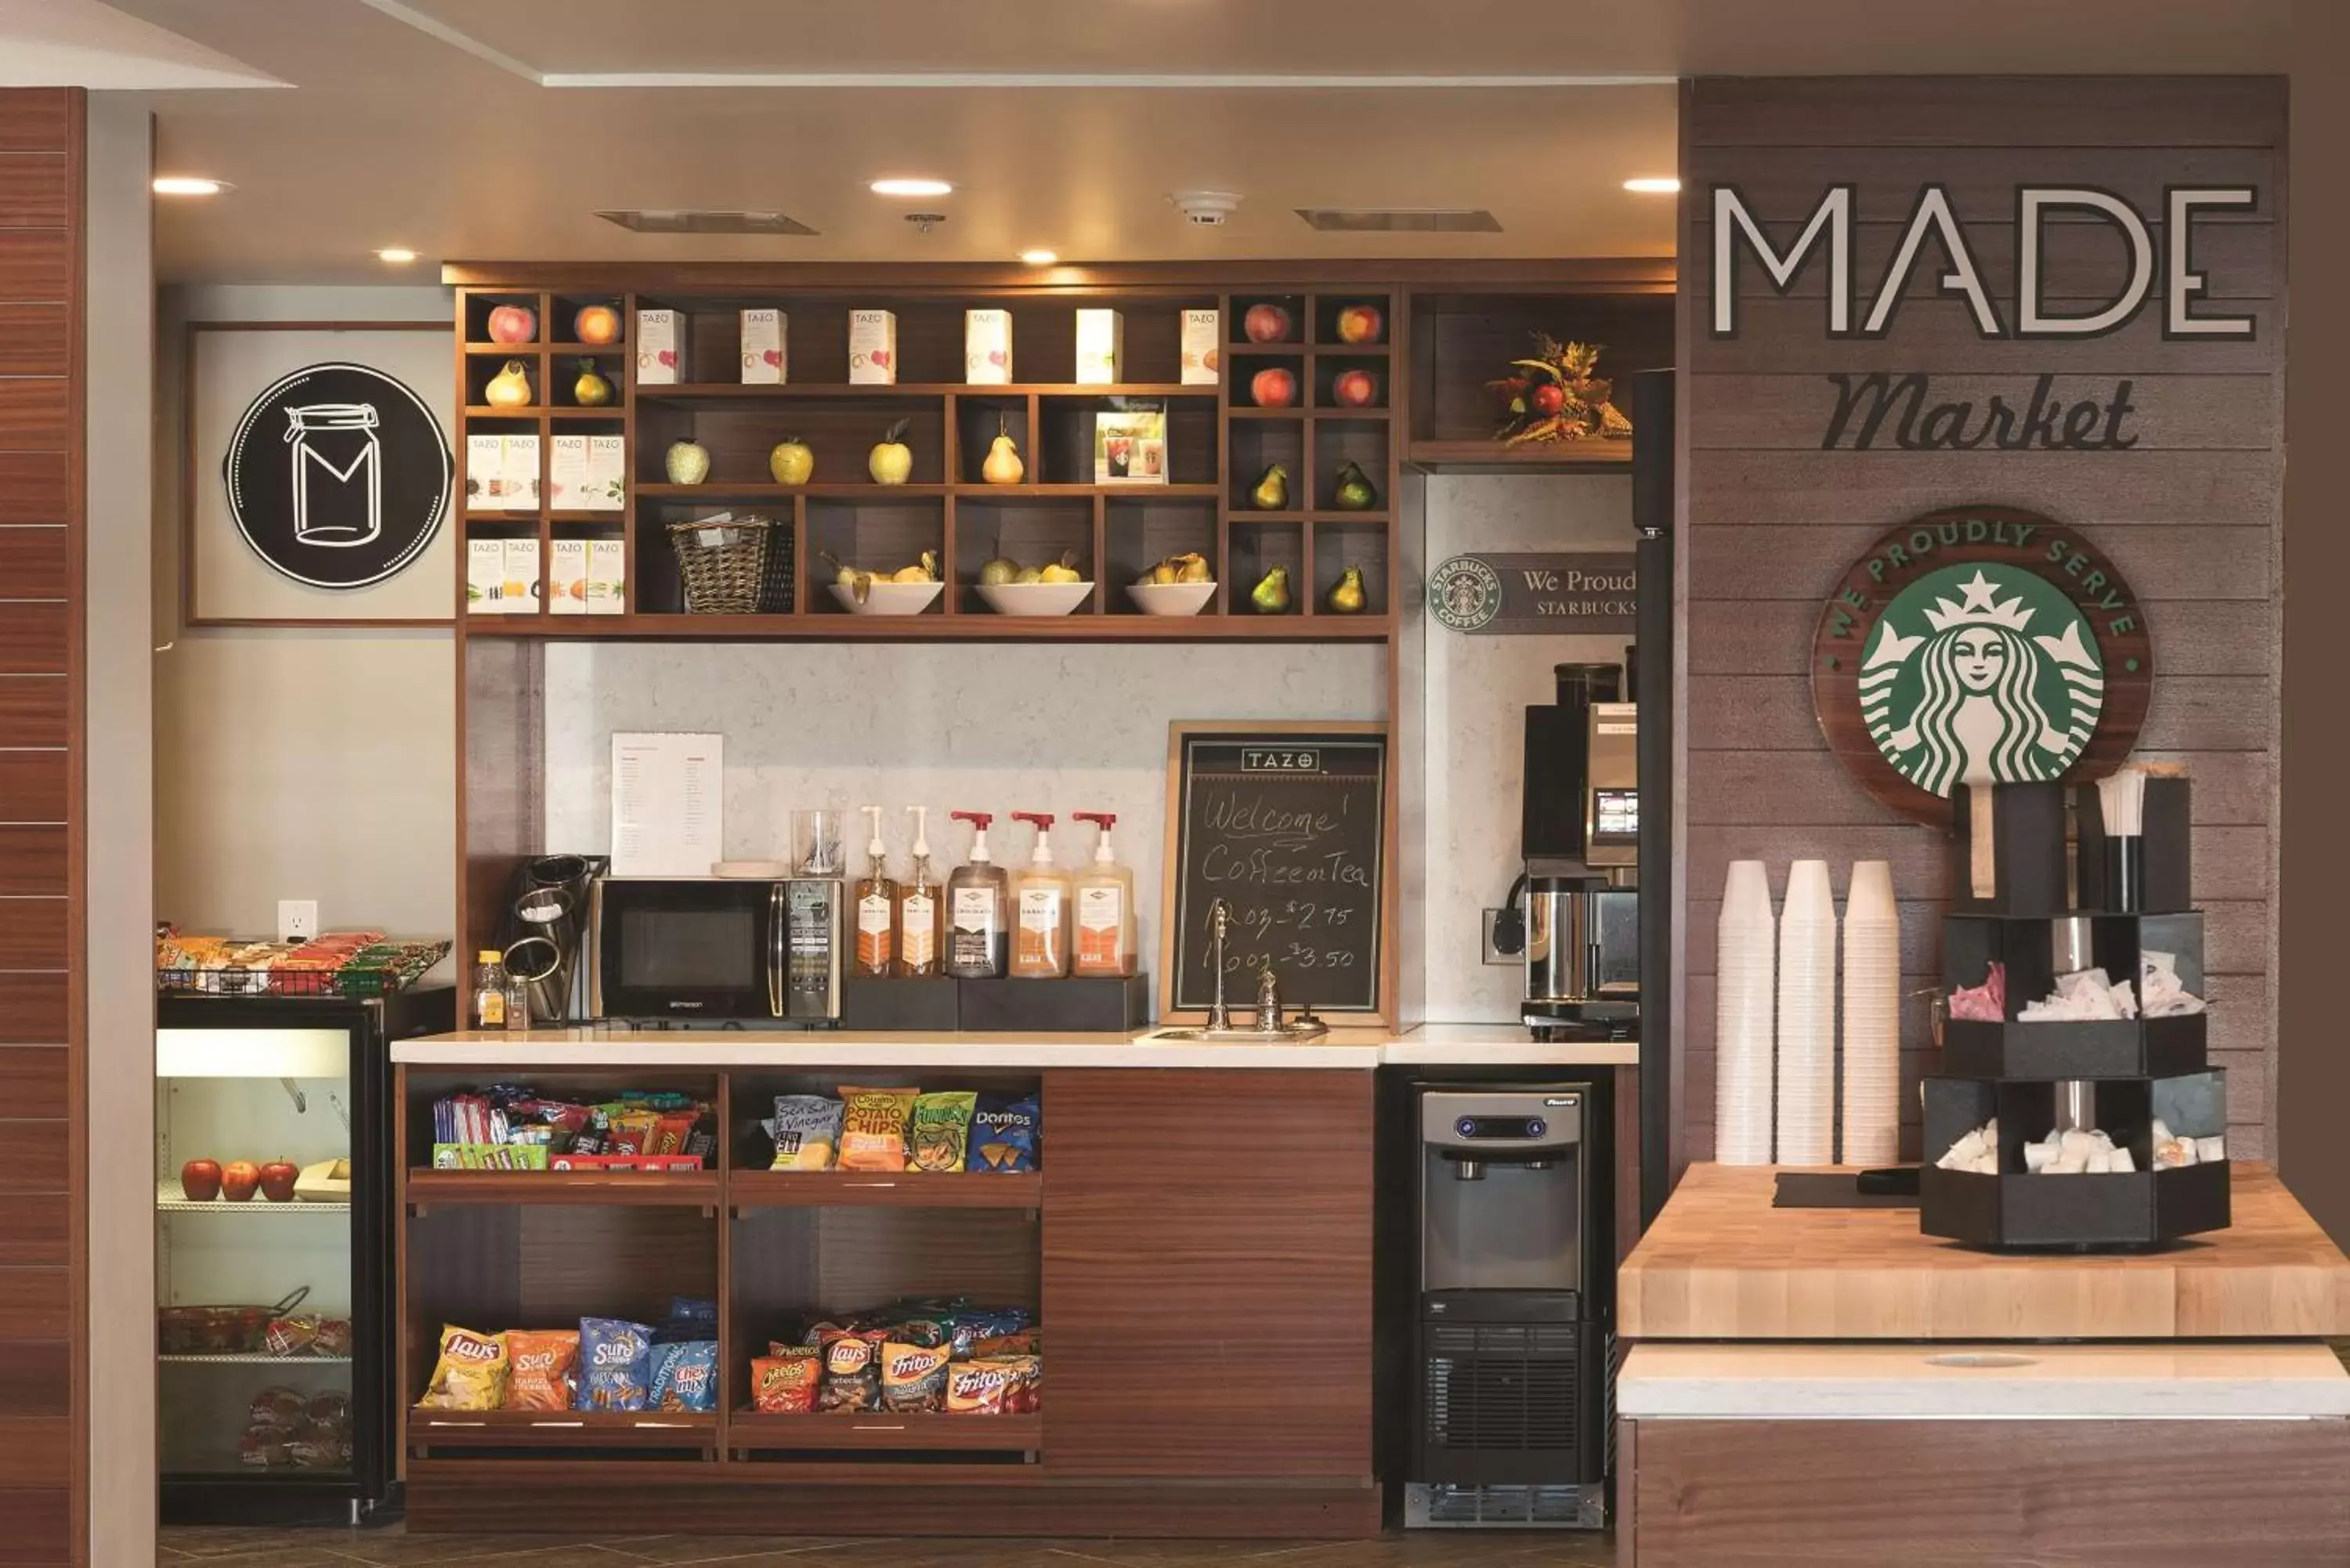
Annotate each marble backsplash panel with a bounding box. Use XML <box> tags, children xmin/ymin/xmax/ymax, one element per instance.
<box><xmin>544</xmin><ymin>641</ymin><xmax>1386</xmax><ymax>991</ymax></box>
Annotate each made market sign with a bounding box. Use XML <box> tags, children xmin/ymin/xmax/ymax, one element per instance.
<box><xmin>1811</xmin><ymin>508</ymin><xmax>2150</xmax><ymax>829</ymax></box>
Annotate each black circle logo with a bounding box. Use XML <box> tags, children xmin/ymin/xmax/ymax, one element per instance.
<box><xmin>222</xmin><ymin>362</ymin><xmax>451</xmax><ymax>590</ymax></box>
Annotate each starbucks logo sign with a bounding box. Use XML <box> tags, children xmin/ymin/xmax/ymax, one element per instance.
<box><xmin>1430</xmin><ymin>555</ymin><xmax>1503</xmax><ymax>632</ymax></box>
<box><xmin>1813</xmin><ymin>508</ymin><xmax>2151</xmax><ymax>827</ymax></box>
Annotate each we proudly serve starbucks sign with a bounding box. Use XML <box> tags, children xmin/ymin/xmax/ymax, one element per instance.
<box><xmin>1813</xmin><ymin>508</ymin><xmax>2150</xmax><ymax>827</ymax></box>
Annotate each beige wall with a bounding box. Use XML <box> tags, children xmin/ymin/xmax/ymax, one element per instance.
<box><xmin>154</xmin><ymin>285</ymin><xmax>456</xmax><ymax>943</ymax></box>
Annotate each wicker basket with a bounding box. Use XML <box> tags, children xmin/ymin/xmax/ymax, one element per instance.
<box><xmin>667</xmin><ymin>514</ymin><xmax>784</xmax><ymax>615</ymax></box>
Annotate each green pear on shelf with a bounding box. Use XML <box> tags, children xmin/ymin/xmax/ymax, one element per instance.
<box><xmin>1249</xmin><ymin>464</ymin><xmax>1290</xmax><ymax>511</ymax></box>
<box><xmin>1250</xmin><ymin>565</ymin><xmax>1292</xmax><ymax>614</ymax></box>
<box><xmin>1332</xmin><ymin>461</ymin><xmax>1379</xmax><ymax>511</ymax></box>
<box><xmin>1326</xmin><ymin>565</ymin><xmax>1368</xmax><ymax>614</ymax></box>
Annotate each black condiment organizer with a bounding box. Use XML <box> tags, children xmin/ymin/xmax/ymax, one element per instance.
<box><xmin>1922</xmin><ymin>779</ymin><xmax>2229</xmax><ymax>1251</ymax></box>
<box><xmin>835</xmin><ymin>973</ymin><xmax>1152</xmax><ymax>1034</ymax></box>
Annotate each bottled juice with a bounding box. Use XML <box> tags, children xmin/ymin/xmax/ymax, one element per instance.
<box><xmin>1008</xmin><ymin>811</ymin><xmax>1072</xmax><ymax>979</ymax></box>
<box><xmin>945</xmin><ymin>811</ymin><xmax>1009</xmax><ymax>979</ymax></box>
<box><xmin>1071</xmin><ymin>811</ymin><xmax>1138</xmax><ymax>977</ymax></box>
<box><xmin>895</xmin><ymin>806</ymin><xmax>943</xmax><ymax>978</ymax></box>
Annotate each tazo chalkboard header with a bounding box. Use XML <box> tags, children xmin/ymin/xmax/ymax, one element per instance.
<box><xmin>1162</xmin><ymin>723</ymin><xmax>1388</xmax><ymax>1022</ymax></box>
<box><xmin>1709</xmin><ymin>184</ymin><xmax>2258</xmax><ymax>341</ymax></box>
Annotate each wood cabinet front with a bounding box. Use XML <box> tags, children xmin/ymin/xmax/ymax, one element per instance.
<box><xmin>1040</xmin><ymin>1068</ymin><xmax>1374</xmax><ymax>1478</ymax></box>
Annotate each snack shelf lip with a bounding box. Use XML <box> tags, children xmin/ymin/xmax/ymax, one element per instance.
<box><xmin>728</xmin><ymin>1169</ymin><xmax>1043</xmax><ymax>1211</ymax></box>
<box><xmin>157</xmin><ymin>1178</ymin><xmax>350</xmax><ymax>1213</ymax></box>
<box><xmin>407</xmin><ymin>1409</ymin><xmax>719</xmax><ymax>1450</ymax></box>
<box><xmin>403</xmin><ymin>1168</ymin><xmax>721</xmax><ymax>1208</ymax></box>
<box><xmin>460</xmin><ymin>613</ymin><xmax>1392</xmax><ymax>645</ymax></box>
<box><xmin>726</xmin><ymin>1409</ymin><xmax>1043</xmax><ymax>1452</ymax></box>
<box><xmin>159</xmin><ymin>1352</ymin><xmax>354</xmax><ymax>1366</ymax></box>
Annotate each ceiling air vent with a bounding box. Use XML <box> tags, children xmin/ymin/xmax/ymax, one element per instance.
<box><xmin>1295</xmin><ymin>208</ymin><xmax>1502</xmax><ymax>233</ymax></box>
<box><xmin>596</xmin><ymin>210</ymin><xmax>818</xmax><ymax>236</ymax></box>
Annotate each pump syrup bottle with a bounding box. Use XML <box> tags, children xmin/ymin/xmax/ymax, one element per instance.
<box><xmin>852</xmin><ymin>804</ymin><xmax>896</xmax><ymax>977</ymax></box>
<box><xmin>1071</xmin><ymin>811</ymin><xmax>1138</xmax><ymax>977</ymax></box>
<box><xmin>894</xmin><ymin>806</ymin><xmax>943</xmax><ymax>978</ymax></box>
<box><xmin>945</xmin><ymin>811</ymin><xmax>1010</xmax><ymax>979</ymax></box>
<box><xmin>1008</xmin><ymin>812</ymin><xmax>1073</xmax><ymax>978</ymax></box>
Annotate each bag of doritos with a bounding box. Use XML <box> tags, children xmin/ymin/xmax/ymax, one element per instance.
<box><xmin>972</xmin><ymin>1093</ymin><xmax>1040</xmax><ymax>1172</ymax></box>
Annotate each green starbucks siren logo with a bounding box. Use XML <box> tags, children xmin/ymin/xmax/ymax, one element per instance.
<box><xmin>1813</xmin><ymin>508</ymin><xmax>2153</xmax><ymax>829</ymax></box>
<box><xmin>1862</xmin><ymin>565</ymin><xmax>2102</xmax><ymax>797</ymax></box>
<box><xmin>1430</xmin><ymin>555</ymin><xmax>1503</xmax><ymax>632</ymax></box>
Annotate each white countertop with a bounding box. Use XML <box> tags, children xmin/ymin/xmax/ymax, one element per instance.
<box><xmin>392</xmin><ymin>1023</ymin><xmax>1640</xmax><ymax>1070</ymax></box>
<box><xmin>1618</xmin><ymin>1341</ymin><xmax>2350</xmax><ymax>1422</ymax></box>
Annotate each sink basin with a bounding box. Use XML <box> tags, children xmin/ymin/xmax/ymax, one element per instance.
<box><xmin>1145</xmin><ymin>1022</ymin><xmax>1331</xmax><ymax>1044</ymax></box>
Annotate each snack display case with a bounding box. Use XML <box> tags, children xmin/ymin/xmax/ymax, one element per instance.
<box><xmin>157</xmin><ymin>988</ymin><xmax>451</xmax><ymax>1524</ymax></box>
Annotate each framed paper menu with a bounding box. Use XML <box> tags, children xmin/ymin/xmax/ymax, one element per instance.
<box><xmin>611</xmin><ymin>732</ymin><xmax>722</xmax><ymax>876</ymax></box>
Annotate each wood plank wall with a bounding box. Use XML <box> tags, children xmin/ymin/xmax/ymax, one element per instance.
<box><xmin>0</xmin><ymin>86</ymin><xmax>84</xmax><ymax>1568</ymax></box>
<box><xmin>1679</xmin><ymin>78</ymin><xmax>2286</xmax><ymax>1164</ymax></box>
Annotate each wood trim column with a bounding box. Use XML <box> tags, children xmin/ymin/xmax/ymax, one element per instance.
<box><xmin>0</xmin><ymin>85</ymin><xmax>85</xmax><ymax>1568</ymax></box>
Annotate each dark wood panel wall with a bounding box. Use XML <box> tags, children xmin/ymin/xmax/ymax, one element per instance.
<box><xmin>1679</xmin><ymin>78</ymin><xmax>2287</xmax><ymax>1163</ymax></box>
<box><xmin>0</xmin><ymin>85</ymin><xmax>83</xmax><ymax>1568</ymax></box>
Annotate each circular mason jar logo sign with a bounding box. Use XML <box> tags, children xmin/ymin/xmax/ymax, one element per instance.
<box><xmin>1811</xmin><ymin>508</ymin><xmax>2152</xmax><ymax>828</ymax></box>
<box><xmin>1429</xmin><ymin>555</ymin><xmax>1503</xmax><ymax>632</ymax></box>
<box><xmin>222</xmin><ymin>362</ymin><xmax>451</xmax><ymax>590</ymax></box>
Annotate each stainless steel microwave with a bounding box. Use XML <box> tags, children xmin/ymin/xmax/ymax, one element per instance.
<box><xmin>588</xmin><ymin>877</ymin><xmax>843</xmax><ymax>1024</ymax></box>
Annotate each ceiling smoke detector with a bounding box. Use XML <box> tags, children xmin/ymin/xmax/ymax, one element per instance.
<box><xmin>1170</xmin><ymin>190</ymin><xmax>1242</xmax><ymax>227</ymax></box>
<box><xmin>597</xmin><ymin>209</ymin><xmax>817</xmax><ymax>236</ymax></box>
<box><xmin>905</xmin><ymin>211</ymin><xmax>947</xmax><ymax>235</ymax></box>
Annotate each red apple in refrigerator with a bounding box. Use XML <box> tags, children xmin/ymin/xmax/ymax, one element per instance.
<box><xmin>258</xmin><ymin>1158</ymin><xmax>300</xmax><ymax>1203</ymax></box>
<box><xmin>179</xmin><ymin>1158</ymin><xmax>222</xmax><ymax>1201</ymax></box>
<box><xmin>1335</xmin><ymin>304</ymin><xmax>1383</xmax><ymax>344</ymax></box>
<box><xmin>221</xmin><ymin>1160</ymin><xmax>262</xmax><ymax>1201</ymax></box>
<box><xmin>485</xmin><ymin>304</ymin><xmax>538</xmax><ymax>345</ymax></box>
<box><xmin>1249</xmin><ymin>367</ymin><xmax>1297</xmax><ymax>408</ymax></box>
<box><xmin>1332</xmin><ymin>368</ymin><xmax>1379</xmax><ymax>407</ymax></box>
<box><xmin>1243</xmin><ymin>303</ymin><xmax>1292</xmax><ymax>343</ymax></box>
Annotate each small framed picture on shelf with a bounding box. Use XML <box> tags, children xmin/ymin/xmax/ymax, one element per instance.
<box><xmin>1094</xmin><ymin>399</ymin><xmax>1168</xmax><ymax>486</ymax></box>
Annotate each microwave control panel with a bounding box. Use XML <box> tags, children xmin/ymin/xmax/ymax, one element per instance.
<box><xmin>783</xmin><ymin>878</ymin><xmax>843</xmax><ymax>1021</ymax></box>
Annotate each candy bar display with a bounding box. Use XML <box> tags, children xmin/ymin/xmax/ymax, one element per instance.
<box><xmin>418</xmin><ymin>1299</ymin><xmax>721</xmax><ymax>1415</ymax></box>
<box><xmin>754</xmin><ymin>1299</ymin><xmax>1038</xmax><ymax>1416</ymax></box>
<box><xmin>156</xmin><ymin>927</ymin><xmax>450</xmax><ymax>997</ymax></box>
<box><xmin>429</xmin><ymin>1086</ymin><xmax>717</xmax><ymax>1172</ymax></box>
<box><xmin>763</xmin><ymin>1089</ymin><xmax>1039</xmax><ymax>1173</ymax></box>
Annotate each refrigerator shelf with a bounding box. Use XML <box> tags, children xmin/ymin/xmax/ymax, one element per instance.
<box><xmin>157</xmin><ymin>1179</ymin><xmax>352</xmax><ymax>1213</ymax></box>
<box><xmin>159</xmin><ymin>1353</ymin><xmax>354</xmax><ymax>1366</ymax></box>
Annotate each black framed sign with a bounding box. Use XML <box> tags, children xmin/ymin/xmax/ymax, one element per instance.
<box><xmin>221</xmin><ymin>360</ymin><xmax>451</xmax><ymax>591</ymax></box>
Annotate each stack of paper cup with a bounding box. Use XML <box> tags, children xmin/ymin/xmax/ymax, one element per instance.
<box><xmin>1776</xmin><ymin>860</ymin><xmax>1838</xmax><ymax>1166</ymax></box>
<box><xmin>1840</xmin><ymin>861</ymin><xmax>1901</xmax><ymax>1166</ymax></box>
<box><xmin>1714</xmin><ymin>860</ymin><xmax>1777</xmax><ymax>1165</ymax></box>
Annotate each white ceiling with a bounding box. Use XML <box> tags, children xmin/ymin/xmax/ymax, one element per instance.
<box><xmin>42</xmin><ymin>0</ymin><xmax>2301</xmax><ymax>281</ymax></box>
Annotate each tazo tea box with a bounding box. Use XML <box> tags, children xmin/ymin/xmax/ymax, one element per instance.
<box><xmin>467</xmin><ymin>537</ymin><xmax>508</xmax><ymax>615</ymax></box>
<box><xmin>548</xmin><ymin>537</ymin><xmax>589</xmax><ymax>616</ymax></box>
<box><xmin>636</xmin><ymin>308</ymin><xmax>681</xmax><ymax>385</ymax></box>
<box><xmin>588</xmin><ymin>538</ymin><xmax>626</xmax><ymax>615</ymax></box>
<box><xmin>584</xmin><ymin>434</ymin><xmax>627</xmax><ymax>511</ymax></box>
<box><xmin>1180</xmin><ymin>308</ymin><xmax>1220</xmax><ymax>385</ymax></box>
<box><xmin>548</xmin><ymin>433</ymin><xmax>590</xmax><ymax>511</ymax></box>
<box><xmin>848</xmin><ymin>308</ymin><xmax>898</xmax><ymax>385</ymax></box>
<box><xmin>740</xmin><ymin>308</ymin><xmax>786</xmax><ymax>385</ymax></box>
<box><xmin>964</xmin><ymin>309</ymin><xmax>1013</xmax><ymax>385</ymax></box>
<box><xmin>465</xmin><ymin>433</ymin><xmax>537</xmax><ymax>508</ymax></box>
<box><xmin>1075</xmin><ymin>309</ymin><xmax>1124</xmax><ymax>384</ymax></box>
<box><xmin>502</xmin><ymin>537</ymin><xmax>541</xmax><ymax>615</ymax></box>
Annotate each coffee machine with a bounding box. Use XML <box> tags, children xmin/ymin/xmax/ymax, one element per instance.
<box><xmin>1500</xmin><ymin>661</ymin><xmax>1640</xmax><ymax>1040</ymax></box>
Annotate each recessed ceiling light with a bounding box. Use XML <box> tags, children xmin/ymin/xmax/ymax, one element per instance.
<box><xmin>870</xmin><ymin>178</ymin><xmax>953</xmax><ymax>198</ymax></box>
<box><xmin>376</xmin><ymin>247</ymin><xmax>418</xmax><ymax>265</ymax></box>
<box><xmin>1623</xmin><ymin>176</ymin><xmax>1681</xmax><ymax>194</ymax></box>
<box><xmin>1020</xmin><ymin>249</ymin><xmax>1058</xmax><ymax>266</ymax></box>
<box><xmin>153</xmin><ymin>176</ymin><xmax>230</xmax><ymax>197</ymax></box>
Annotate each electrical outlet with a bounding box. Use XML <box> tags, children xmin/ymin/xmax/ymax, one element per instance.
<box><xmin>278</xmin><ymin>899</ymin><xmax>319</xmax><ymax>942</ymax></box>
<box><xmin>1482</xmin><ymin>907</ymin><xmax>1521</xmax><ymax>966</ymax></box>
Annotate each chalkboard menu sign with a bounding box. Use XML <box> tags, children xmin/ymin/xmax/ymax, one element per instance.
<box><xmin>1162</xmin><ymin>723</ymin><xmax>1388</xmax><ymax>1021</ymax></box>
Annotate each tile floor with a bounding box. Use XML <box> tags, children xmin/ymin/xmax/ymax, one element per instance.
<box><xmin>157</xmin><ymin>1527</ymin><xmax>1618</xmax><ymax>1568</ymax></box>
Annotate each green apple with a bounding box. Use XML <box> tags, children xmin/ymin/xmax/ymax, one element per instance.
<box><xmin>868</xmin><ymin>418</ymin><xmax>913</xmax><ymax>486</ymax></box>
<box><xmin>665</xmin><ymin>439</ymin><xmax>710</xmax><ymax>485</ymax></box>
<box><xmin>768</xmin><ymin>437</ymin><xmax>814</xmax><ymax>486</ymax></box>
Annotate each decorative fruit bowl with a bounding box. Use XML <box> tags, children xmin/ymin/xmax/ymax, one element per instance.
<box><xmin>827</xmin><ymin>581</ymin><xmax>944</xmax><ymax>616</ymax></box>
<box><xmin>975</xmin><ymin>581</ymin><xmax>1093</xmax><ymax>616</ymax></box>
<box><xmin>1126</xmin><ymin>581</ymin><xmax>1217</xmax><ymax>617</ymax></box>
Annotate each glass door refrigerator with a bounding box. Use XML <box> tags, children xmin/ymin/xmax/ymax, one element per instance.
<box><xmin>155</xmin><ymin>988</ymin><xmax>450</xmax><ymax>1524</ymax></box>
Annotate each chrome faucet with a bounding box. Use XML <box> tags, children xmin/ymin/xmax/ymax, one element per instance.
<box><xmin>1206</xmin><ymin>898</ymin><xmax>1234</xmax><ymax>1031</ymax></box>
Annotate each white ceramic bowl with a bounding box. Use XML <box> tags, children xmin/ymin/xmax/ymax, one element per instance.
<box><xmin>975</xmin><ymin>580</ymin><xmax>1094</xmax><ymax>617</ymax></box>
<box><xmin>827</xmin><ymin>580</ymin><xmax>944</xmax><ymax>616</ymax></box>
<box><xmin>1126</xmin><ymin>580</ymin><xmax>1218</xmax><ymax>616</ymax></box>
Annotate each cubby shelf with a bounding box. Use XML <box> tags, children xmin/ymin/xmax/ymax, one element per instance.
<box><xmin>639</xmin><ymin>383</ymin><xmax>1212</xmax><ymax>400</ymax></box>
<box><xmin>728</xmin><ymin>1171</ymin><xmax>1043</xmax><ymax>1210</ymax></box>
<box><xmin>1405</xmin><ymin>439</ymin><xmax>1633</xmax><ymax>468</ymax></box>
<box><xmin>403</xmin><ymin>1169</ymin><xmax>721</xmax><ymax>1207</ymax></box>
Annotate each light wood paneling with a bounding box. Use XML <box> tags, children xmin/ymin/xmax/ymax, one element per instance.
<box><xmin>0</xmin><ymin>826</ymin><xmax>67</xmax><ymax>895</ymax></box>
<box><xmin>0</xmin><ymin>304</ymin><xmax>69</xmax><ymax>376</ymax></box>
<box><xmin>0</xmin><ymin>901</ymin><xmax>67</xmax><ymax>970</ymax></box>
<box><xmin>0</xmin><ymin>91</ymin><xmax>70</xmax><ymax>154</ymax></box>
<box><xmin>0</xmin><ymin>157</ymin><xmax>67</xmax><ymax>229</ymax></box>
<box><xmin>0</xmin><ymin>232</ymin><xmax>66</xmax><ymax>301</ymax></box>
<box><xmin>1686</xmin><ymin>75</ymin><xmax>2289</xmax><ymax>150</ymax></box>
<box><xmin>0</xmin><ymin>974</ymin><xmax>64</xmax><ymax>1044</ymax></box>
<box><xmin>0</xmin><ymin>1050</ymin><xmax>64</xmax><ymax>1120</ymax></box>
<box><xmin>0</xmin><ymin>677</ymin><xmax>67</xmax><ymax>746</ymax></box>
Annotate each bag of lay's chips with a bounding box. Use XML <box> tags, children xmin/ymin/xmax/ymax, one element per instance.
<box><xmin>576</xmin><ymin>1317</ymin><xmax>654</xmax><ymax>1411</ymax></box>
<box><xmin>906</xmin><ymin>1091</ymin><xmax>977</xmax><ymax>1172</ymax></box>
<box><xmin>418</xmin><ymin>1324</ymin><xmax>508</xmax><ymax>1410</ymax></box>
<box><xmin>837</xmin><ymin>1086</ymin><xmax>917</xmax><ymax>1171</ymax></box>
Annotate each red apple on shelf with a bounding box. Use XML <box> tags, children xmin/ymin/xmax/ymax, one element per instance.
<box><xmin>1332</xmin><ymin>368</ymin><xmax>1379</xmax><ymax>407</ymax></box>
<box><xmin>1530</xmin><ymin>383</ymin><xmax>1565</xmax><ymax>417</ymax></box>
<box><xmin>1244</xmin><ymin>303</ymin><xmax>1292</xmax><ymax>343</ymax></box>
<box><xmin>1335</xmin><ymin>304</ymin><xmax>1383</xmax><ymax>345</ymax></box>
<box><xmin>485</xmin><ymin>305</ymin><xmax>537</xmax><ymax>345</ymax></box>
<box><xmin>220</xmin><ymin>1160</ymin><xmax>262</xmax><ymax>1202</ymax></box>
<box><xmin>258</xmin><ymin>1158</ymin><xmax>300</xmax><ymax>1203</ymax></box>
<box><xmin>179</xmin><ymin>1158</ymin><xmax>222</xmax><ymax>1202</ymax></box>
<box><xmin>573</xmin><ymin>305</ymin><xmax>620</xmax><ymax>345</ymax></box>
<box><xmin>1250</xmin><ymin>367</ymin><xmax>1297</xmax><ymax>408</ymax></box>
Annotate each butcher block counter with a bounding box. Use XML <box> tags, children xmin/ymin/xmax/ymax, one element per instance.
<box><xmin>1615</xmin><ymin>1164</ymin><xmax>2350</xmax><ymax>1567</ymax></box>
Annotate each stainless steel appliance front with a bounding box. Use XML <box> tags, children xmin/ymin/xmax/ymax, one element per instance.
<box><xmin>588</xmin><ymin>876</ymin><xmax>843</xmax><ymax>1023</ymax></box>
